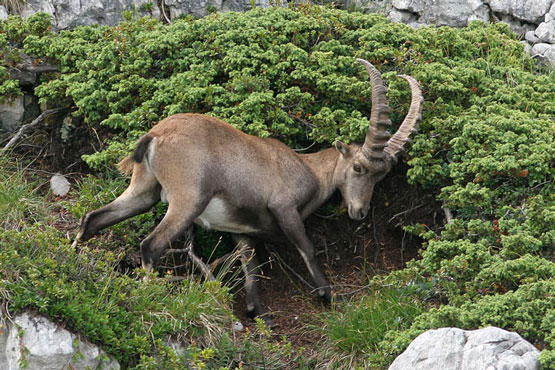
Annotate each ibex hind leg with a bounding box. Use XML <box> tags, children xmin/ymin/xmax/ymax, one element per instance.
<box><xmin>74</xmin><ymin>163</ymin><xmax>160</xmax><ymax>244</ymax></box>
<box><xmin>233</xmin><ymin>235</ymin><xmax>273</xmax><ymax>326</ymax></box>
<box><xmin>139</xmin><ymin>195</ymin><xmax>210</xmax><ymax>271</ymax></box>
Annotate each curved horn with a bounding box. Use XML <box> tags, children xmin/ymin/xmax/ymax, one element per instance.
<box><xmin>384</xmin><ymin>75</ymin><xmax>424</xmax><ymax>164</ymax></box>
<box><xmin>356</xmin><ymin>58</ymin><xmax>391</xmax><ymax>161</ymax></box>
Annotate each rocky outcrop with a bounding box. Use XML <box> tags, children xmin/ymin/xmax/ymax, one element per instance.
<box><xmin>165</xmin><ymin>0</ymin><xmax>283</xmax><ymax>18</ymax></box>
<box><xmin>388</xmin><ymin>0</ymin><xmax>490</xmax><ymax>28</ymax></box>
<box><xmin>20</xmin><ymin>0</ymin><xmax>160</xmax><ymax>29</ymax></box>
<box><xmin>7</xmin><ymin>0</ymin><xmax>555</xmax><ymax>66</ymax></box>
<box><xmin>485</xmin><ymin>0</ymin><xmax>552</xmax><ymax>24</ymax></box>
<box><xmin>0</xmin><ymin>312</ymin><xmax>119</xmax><ymax>370</ymax></box>
<box><xmin>526</xmin><ymin>3</ymin><xmax>555</xmax><ymax>66</ymax></box>
<box><xmin>388</xmin><ymin>327</ymin><xmax>540</xmax><ymax>370</ymax></box>
<box><xmin>357</xmin><ymin>0</ymin><xmax>555</xmax><ymax>67</ymax></box>
<box><xmin>16</xmin><ymin>0</ymin><xmax>281</xmax><ymax>27</ymax></box>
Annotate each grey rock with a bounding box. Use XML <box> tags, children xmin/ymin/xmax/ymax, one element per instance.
<box><xmin>0</xmin><ymin>5</ymin><xmax>8</xmax><ymax>20</ymax></box>
<box><xmin>485</xmin><ymin>0</ymin><xmax>552</xmax><ymax>24</ymax></box>
<box><xmin>522</xmin><ymin>40</ymin><xmax>532</xmax><ymax>54</ymax></box>
<box><xmin>165</xmin><ymin>0</ymin><xmax>283</xmax><ymax>18</ymax></box>
<box><xmin>536</xmin><ymin>20</ymin><xmax>555</xmax><ymax>43</ymax></box>
<box><xmin>8</xmin><ymin>53</ymin><xmax>40</xmax><ymax>87</ymax></box>
<box><xmin>222</xmin><ymin>0</ymin><xmax>283</xmax><ymax>13</ymax></box>
<box><xmin>346</xmin><ymin>0</ymin><xmax>390</xmax><ymax>14</ymax></box>
<box><xmin>20</xmin><ymin>0</ymin><xmax>160</xmax><ymax>30</ymax></box>
<box><xmin>392</xmin><ymin>0</ymin><xmax>425</xmax><ymax>13</ymax></box>
<box><xmin>0</xmin><ymin>96</ymin><xmax>25</xmax><ymax>132</ymax></box>
<box><xmin>8</xmin><ymin>68</ymin><xmax>36</xmax><ymax>87</ymax></box>
<box><xmin>50</xmin><ymin>173</ymin><xmax>71</xmax><ymax>196</ymax></box>
<box><xmin>20</xmin><ymin>1</ymin><xmax>56</xmax><ymax>20</ymax></box>
<box><xmin>493</xmin><ymin>13</ymin><xmax>538</xmax><ymax>36</ymax></box>
<box><xmin>531</xmin><ymin>42</ymin><xmax>552</xmax><ymax>56</ymax></box>
<box><xmin>0</xmin><ymin>312</ymin><xmax>119</xmax><ymax>370</ymax></box>
<box><xmin>525</xmin><ymin>30</ymin><xmax>539</xmax><ymax>43</ymax></box>
<box><xmin>165</xmin><ymin>0</ymin><xmax>222</xmax><ymax>18</ymax></box>
<box><xmin>0</xmin><ymin>320</ymin><xmax>8</xmax><ymax>368</ymax></box>
<box><xmin>388</xmin><ymin>327</ymin><xmax>540</xmax><ymax>370</ymax></box>
<box><xmin>388</xmin><ymin>8</ymin><xmax>420</xmax><ymax>27</ymax></box>
<box><xmin>542</xmin><ymin>44</ymin><xmax>555</xmax><ymax>67</ymax></box>
<box><xmin>550</xmin><ymin>2</ymin><xmax>555</xmax><ymax>20</ymax></box>
<box><xmin>1</xmin><ymin>93</ymin><xmax>41</xmax><ymax>132</ymax></box>
<box><xmin>390</xmin><ymin>0</ymin><xmax>489</xmax><ymax>28</ymax></box>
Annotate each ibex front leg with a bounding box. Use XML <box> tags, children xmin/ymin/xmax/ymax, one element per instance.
<box><xmin>269</xmin><ymin>204</ymin><xmax>332</xmax><ymax>303</ymax></box>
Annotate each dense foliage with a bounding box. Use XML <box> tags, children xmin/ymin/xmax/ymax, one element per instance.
<box><xmin>1</xmin><ymin>5</ymin><xmax>554</xmax><ymax>369</ymax></box>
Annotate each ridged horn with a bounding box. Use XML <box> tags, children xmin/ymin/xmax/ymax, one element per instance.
<box><xmin>383</xmin><ymin>75</ymin><xmax>424</xmax><ymax>164</ymax></box>
<box><xmin>356</xmin><ymin>58</ymin><xmax>392</xmax><ymax>161</ymax></box>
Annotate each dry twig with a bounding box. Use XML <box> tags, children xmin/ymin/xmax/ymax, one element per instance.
<box><xmin>167</xmin><ymin>245</ymin><xmax>215</xmax><ymax>281</ymax></box>
<box><xmin>2</xmin><ymin>108</ymin><xmax>61</xmax><ymax>153</ymax></box>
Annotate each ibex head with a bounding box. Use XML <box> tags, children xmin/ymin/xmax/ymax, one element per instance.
<box><xmin>334</xmin><ymin>59</ymin><xmax>423</xmax><ymax>220</ymax></box>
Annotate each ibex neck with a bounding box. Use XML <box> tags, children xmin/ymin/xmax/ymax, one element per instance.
<box><xmin>299</xmin><ymin>147</ymin><xmax>340</xmax><ymax>204</ymax></box>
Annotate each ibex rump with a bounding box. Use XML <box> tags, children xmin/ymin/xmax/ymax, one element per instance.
<box><xmin>75</xmin><ymin>59</ymin><xmax>423</xmax><ymax>321</ymax></box>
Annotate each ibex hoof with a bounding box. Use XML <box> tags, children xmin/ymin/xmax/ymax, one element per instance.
<box><xmin>318</xmin><ymin>289</ymin><xmax>333</xmax><ymax>305</ymax></box>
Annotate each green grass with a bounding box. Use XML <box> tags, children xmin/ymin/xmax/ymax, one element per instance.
<box><xmin>0</xmin><ymin>156</ymin><xmax>51</xmax><ymax>230</ymax></box>
<box><xmin>317</xmin><ymin>286</ymin><xmax>426</xmax><ymax>369</ymax></box>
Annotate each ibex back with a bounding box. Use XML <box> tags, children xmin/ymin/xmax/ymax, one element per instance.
<box><xmin>75</xmin><ymin>59</ymin><xmax>423</xmax><ymax>321</ymax></box>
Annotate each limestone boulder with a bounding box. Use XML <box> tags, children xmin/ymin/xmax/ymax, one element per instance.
<box><xmin>0</xmin><ymin>312</ymin><xmax>119</xmax><ymax>370</ymax></box>
<box><xmin>484</xmin><ymin>0</ymin><xmax>552</xmax><ymax>24</ymax></box>
<box><xmin>536</xmin><ymin>20</ymin><xmax>555</xmax><ymax>43</ymax></box>
<box><xmin>0</xmin><ymin>96</ymin><xmax>25</xmax><ymax>132</ymax></box>
<box><xmin>390</xmin><ymin>0</ymin><xmax>489</xmax><ymax>27</ymax></box>
<box><xmin>388</xmin><ymin>327</ymin><xmax>540</xmax><ymax>370</ymax></box>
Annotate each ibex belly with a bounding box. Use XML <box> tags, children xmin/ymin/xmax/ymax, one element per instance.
<box><xmin>193</xmin><ymin>197</ymin><xmax>259</xmax><ymax>234</ymax></box>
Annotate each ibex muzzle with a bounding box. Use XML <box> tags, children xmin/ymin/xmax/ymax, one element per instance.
<box><xmin>74</xmin><ymin>59</ymin><xmax>423</xmax><ymax>322</ymax></box>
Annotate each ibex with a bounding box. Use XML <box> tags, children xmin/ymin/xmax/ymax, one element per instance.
<box><xmin>74</xmin><ymin>59</ymin><xmax>423</xmax><ymax>321</ymax></box>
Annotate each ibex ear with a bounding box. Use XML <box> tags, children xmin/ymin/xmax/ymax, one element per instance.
<box><xmin>335</xmin><ymin>141</ymin><xmax>351</xmax><ymax>157</ymax></box>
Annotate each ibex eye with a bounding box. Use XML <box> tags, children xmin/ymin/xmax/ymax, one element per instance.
<box><xmin>353</xmin><ymin>164</ymin><xmax>362</xmax><ymax>173</ymax></box>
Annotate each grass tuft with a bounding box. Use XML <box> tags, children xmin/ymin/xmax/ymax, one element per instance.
<box><xmin>316</xmin><ymin>286</ymin><xmax>426</xmax><ymax>369</ymax></box>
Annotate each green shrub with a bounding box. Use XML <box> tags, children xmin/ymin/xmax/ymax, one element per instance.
<box><xmin>0</xmin><ymin>13</ymin><xmax>52</xmax><ymax>103</ymax></box>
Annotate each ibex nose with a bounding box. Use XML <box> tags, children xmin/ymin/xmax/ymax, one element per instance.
<box><xmin>358</xmin><ymin>208</ymin><xmax>368</xmax><ymax>220</ymax></box>
<box><xmin>349</xmin><ymin>206</ymin><xmax>368</xmax><ymax>220</ymax></box>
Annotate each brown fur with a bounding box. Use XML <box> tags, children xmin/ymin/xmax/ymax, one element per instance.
<box><xmin>117</xmin><ymin>156</ymin><xmax>134</xmax><ymax>176</ymax></box>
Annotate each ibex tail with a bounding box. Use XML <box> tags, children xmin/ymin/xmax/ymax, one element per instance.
<box><xmin>117</xmin><ymin>134</ymin><xmax>154</xmax><ymax>176</ymax></box>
